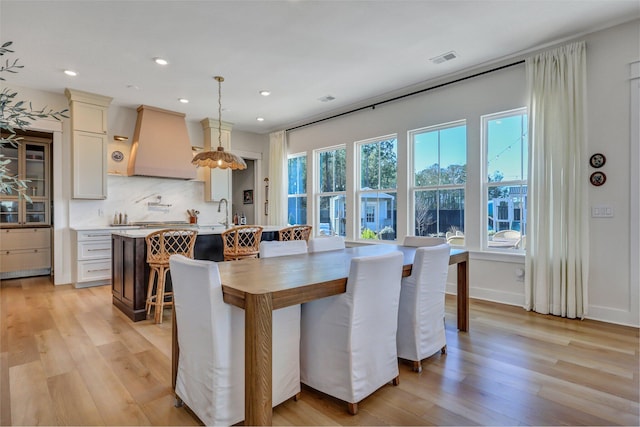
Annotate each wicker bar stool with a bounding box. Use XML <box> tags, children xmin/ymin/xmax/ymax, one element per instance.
<box><xmin>221</xmin><ymin>225</ymin><xmax>263</xmax><ymax>261</ymax></box>
<box><xmin>145</xmin><ymin>229</ymin><xmax>198</xmax><ymax>323</ymax></box>
<box><xmin>278</xmin><ymin>225</ymin><xmax>312</xmax><ymax>242</ymax></box>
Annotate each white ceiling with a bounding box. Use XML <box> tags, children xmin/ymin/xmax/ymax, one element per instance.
<box><xmin>1</xmin><ymin>0</ymin><xmax>639</xmax><ymax>133</ymax></box>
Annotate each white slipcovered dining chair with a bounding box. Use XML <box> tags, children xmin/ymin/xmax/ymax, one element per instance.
<box><xmin>446</xmin><ymin>235</ymin><xmax>465</xmax><ymax>246</ymax></box>
<box><xmin>396</xmin><ymin>243</ymin><xmax>450</xmax><ymax>373</ymax></box>
<box><xmin>402</xmin><ymin>236</ymin><xmax>446</xmax><ymax>247</ymax></box>
<box><xmin>259</xmin><ymin>240</ymin><xmax>308</xmax><ymax>258</ymax></box>
<box><xmin>300</xmin><ymin>251</ymin><xmax>404</xmax><ymax>415</ymax></box>
<box><xmin>307</xmin><ymin>235</ymin><xmax>346</xmax><ymax>253</ymax></box>
<box><xmin>169</xmin><ymin>255</ymin><xmax>300</xmax><ymax>426</ymax></box>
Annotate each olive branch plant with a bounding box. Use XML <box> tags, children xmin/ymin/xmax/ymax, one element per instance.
<box><xmin>0</xmin><ymin>41</ymin><xmax>68</xmax><ymax>201</ymax></box>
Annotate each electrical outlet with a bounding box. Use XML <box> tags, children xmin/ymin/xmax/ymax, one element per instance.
<box><xmin>591</xmin><ymin>205</ymin><xmax>613</xmax><ymax>218</ymax></box>
<box><xmin>98</xmin><ymin>208</ymin><xmax>104</xmax><ymax>217</ymax></box>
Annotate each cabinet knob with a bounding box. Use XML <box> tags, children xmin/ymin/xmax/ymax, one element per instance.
<box><xmin>34</xmin><ymin>249</ymin><xmax>38</xmax><ymax>253</ymax></box>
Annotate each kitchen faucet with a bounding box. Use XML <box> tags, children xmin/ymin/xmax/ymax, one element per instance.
<box><xmin>217</xmin><ymin>198</ymin><xmax>229</xmax><ymax>229</ymax></box>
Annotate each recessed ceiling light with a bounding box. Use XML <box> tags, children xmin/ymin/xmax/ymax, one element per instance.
<box><xmin>64</xmin><ymin>69</ymin><xmax>77</xmax><ymax>76</ymax></box>
<box><xmin>154</xmin><ymin>57</ymin><xmax>169</xmax><ymax>65</ymax></box>
<box><xmin>259</xmin><ymin>90</ymin><xmax>271</xmax><ymax>97</ymax></box>
<box><xmin>178</xmin><ymin>98</ymin><xmax>189</xmax><ymax>104</ymax></box>
<box><xmin>256</xmin><ymin>117</ymin><xmax>265</xmax><ymax>122</ymax></box>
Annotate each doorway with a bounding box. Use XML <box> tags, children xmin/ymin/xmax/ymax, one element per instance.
<box><xmin>231</xmin><ymin>159</ymin><xmax>255</xmax><ymax>224</ymax></box>
<box><xmin>231</xmin><ymin>150</ymin><xmax>264</xmax><ymax>225</ymax></box>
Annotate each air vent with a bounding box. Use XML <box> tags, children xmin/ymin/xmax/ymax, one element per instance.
<box><xmin>430</xmin><ymin>51</ymin><xmax>458</xmax><ymax>64</ymax></box>
<box><xmin>318</xmin><ymin>95</ymin><xmax>336</xmax><ymax>102</ymax></box>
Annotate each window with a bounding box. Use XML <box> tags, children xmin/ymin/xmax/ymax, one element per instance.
<box><xmin>357</xmin><ymin>136</ymin><xmax>397</xmax><ymax>241</ymax></box>
<box><xmin>483</xmin><ymin>109</ymin><xmax>528</xmax><ymax>251</ymax></box>
<box><xmin>316</xmin><ymin>146</ymin><xmax>346</xmax><ymax>236</ymax></box>
<box><xmin>365</xmin><ymin>205</ymin><xmax>375</xmax><ymax>223</ymax></box>
<box><xmin>410</xmin><ymin>122</ymin><xmax>466</xmax><ymax>243</ymax></box>
<box><xmin>287</xmin><ymin>154</ymin><xmax>307</xmax><ymax>225</ymax></box>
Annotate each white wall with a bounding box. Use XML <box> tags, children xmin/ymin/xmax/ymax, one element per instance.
<box><xmin>583</xmin><ymin>19</ymin><xmax>639</xmax><ymax>326</ymax></box>
<box><xmin>287</xmin><ymin>20</ymin><xmax>640</xmax><ymax>327</ymax></box>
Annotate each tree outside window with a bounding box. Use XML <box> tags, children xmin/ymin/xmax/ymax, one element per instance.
<box><xmin>316</xmin><ymin>147</ymin><xmax>346</xmax><ymax>236</ymax></box>
<box><xmin>411</xmin><ymin>122</ymin><xmax>467</xmax><ymax>241</ymax></box>
<box><xmin>357</xmin><ymin>137</ymin><xmax>397</xmax><ymax>241</ymax></box>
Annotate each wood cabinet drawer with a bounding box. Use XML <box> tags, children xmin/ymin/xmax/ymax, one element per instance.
<box><xmin>0</xmin><ymin>228</ymin><xmax>50</xmax><ymax>250</ymax></box>
<box><xmin>77</xmin><ymin>259</ymin><xmax>111</xmax><ymax>281</ymax></box>
<box><xmin>77</xmin><ymin>230</ymin><xmax>112</xmax><ymax>241</ymax></box>
<box><xmin>78</xmin><ymin>241</ymin><xmax>112</xmax><ymax>260</ymax></box>
<box><xmin>0</xmin><ymin>248</ymin><xmax>51</xmax><ymax>273</ymax></box>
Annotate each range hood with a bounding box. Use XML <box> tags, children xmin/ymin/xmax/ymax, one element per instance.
<box><xmin>127</xmin><ymin>105</ymin><xmax>197</xmax><ymax>180</ymax></box>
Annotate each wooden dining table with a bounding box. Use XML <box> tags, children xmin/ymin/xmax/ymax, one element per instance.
<box><xmin>171</xmin><ymin>244</ymin><xmax>469</xmax><ymax>426</ymax></box>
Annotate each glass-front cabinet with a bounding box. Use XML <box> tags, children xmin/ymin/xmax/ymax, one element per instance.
<box><xmin>0</xmin><ymin>138</ymin><xmax>50</xmax><ymax>226</ymax></box>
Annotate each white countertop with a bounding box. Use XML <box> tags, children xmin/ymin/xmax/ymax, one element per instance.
<box><xmin>72</xmin><ymin>225</ymin><xmax>143</xmax><ymax>231</ymax></box>
<box><xmin>111</xmin><ymin>226</ymin><xmax>222</xmax><ymax>237</ymax></box>
<box><xmin>73</xmin><ymin>224</ymin><xmax>286</xmax><ymax>237</ymax></box>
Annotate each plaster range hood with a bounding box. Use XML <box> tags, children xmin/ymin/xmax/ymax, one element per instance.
<box><xmin>127</xmin><ymin>105</ymin><xmax>197</xmax><ymax>180</ymax></box>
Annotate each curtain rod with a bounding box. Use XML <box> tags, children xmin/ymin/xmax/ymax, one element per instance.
<box><xmin>286</xmin><ymin>59</ymin><xmax>526</xmax><ymax>132</ymax></box>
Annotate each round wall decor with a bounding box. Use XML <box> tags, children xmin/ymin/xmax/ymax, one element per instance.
<box><xmin>111</xmin><ymin>150</ymin><xmax>124</xmax><ymax>162</ymax></box>
<box><xmin>590</xmin><ymin>171</ymin><xmax>606</xmax><ymax>186</ymax></box>
<box><xmin>589</xmin><ymin>153</ymin><xmax>606</xmax><ymax>168</ymax></box>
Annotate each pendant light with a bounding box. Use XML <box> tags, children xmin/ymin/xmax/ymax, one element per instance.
<box><xmin>192</xmin><ymin>76</ymin><xmax>247</xmax><ymax>170</ymax></box>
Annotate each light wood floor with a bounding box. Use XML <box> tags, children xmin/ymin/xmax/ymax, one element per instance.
<box><xmin>1</xmin><ymin>275</ymin><xmax>638</xmax><ymax>426</ymax></box>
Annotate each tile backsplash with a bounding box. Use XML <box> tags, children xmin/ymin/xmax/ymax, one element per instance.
<box><xmin>69</xmin><ymin>175</ymin><xmax>227</xmax><ymax>227</ymax></box>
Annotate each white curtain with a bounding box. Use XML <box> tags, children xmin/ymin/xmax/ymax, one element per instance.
<box><xmin>268</xmin><ymin>130</ymin><xmax>288</xmax><ymax>226</ymax></box>
<box><xmin>524</xmin><ymin>41</ymin><xmax>589</xmax><ymax>319</ymax></box>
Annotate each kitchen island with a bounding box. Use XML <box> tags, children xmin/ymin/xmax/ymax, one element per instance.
<box><xmin>111</xmin><ymin>226</ymin><xmax>281</xmax><ymax>321</ymax></box>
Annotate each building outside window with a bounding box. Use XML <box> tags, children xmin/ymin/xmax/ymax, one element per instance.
<box><xmin>483</xmin><ymin>108</ymin><xmax>528</xmax><ymax>251</ymax></box>
<box><xmin>316</xmin><ymin>146</ymin><xmax>346</xmax><ymax>236</ymax></box>
<box><xmin>410</xmin><ymin>121</ymin><xmax>466</xmax><ymax>243</ymax></box>
<box><xmin>287</xmin><ymin>154</ymin><xmax>307</xmax><ymax>225</ymax></box>
<box><xmin>357</xmin><ymin>136</ymin><xmax>397</xmax><ymax>241</ymax></box>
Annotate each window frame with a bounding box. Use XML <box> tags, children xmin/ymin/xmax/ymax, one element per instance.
<box><xmin>409</xmin><ymin>120</ymin><xmax>467</xmax><ymax>245</ymax></box>
<box><xmin>355</xmin><ymin>134</ymin><xmax>398</xmax><ymax>243</ymax></box>
<box><xmin>287</xmin><ymin>152</ymin><xmax>307</xmax><ymax>226</ymax></box>
<box><xmin>481</xmin><ymin>107</ymin><xmax>528</xmax><ymax>252</ymax></box>
<box><xmin>314</xmin><ymin>145</ymin><xmax>347</xmax><ymax>237</ymax></box>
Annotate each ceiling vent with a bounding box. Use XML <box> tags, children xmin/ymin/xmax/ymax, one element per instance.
<box><xmin>318</xmin><ymin>95</ymin><xmax>336</xmax><ymax>102</ymax></box>
<box><xmin>430</xmin><ymin>51</ymin><xmax>458</xmax><ymax>64</ymax></box>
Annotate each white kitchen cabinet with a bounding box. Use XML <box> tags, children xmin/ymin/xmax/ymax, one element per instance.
<box><xmin>209</xmin><ymin>168</ymin><xmax>230</xmax><ymax>202</ymax></box>
<box><xmin>65</xmin><ymin>89</ymin><xmax>112</xmax><ymax>200</ymax></box>
<box><xmin>0</xmin><ymin>228</ymin><xmax>51</xmax><ymax>279</ymax></box>
<box><xmin>200</xmin><ymin>118</ymin><xmax>233</xmax><ymax>202</ymax></box>
<box><xmin>74</xmin><ymin>229</ymin><xmax>113</xmax><ymax>288</ymax></box>
<box><xmin>72</xmin><ymin>101</ymin><xmax>108</xmax><ymax>133</ymax></box>
<box><xmin>72</xmin><ymin>130</ymin><xmax>108</xmax><ymax>199</ymax></box>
